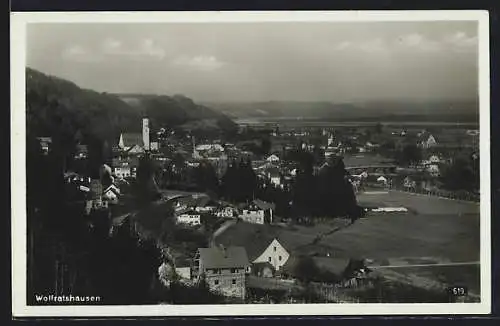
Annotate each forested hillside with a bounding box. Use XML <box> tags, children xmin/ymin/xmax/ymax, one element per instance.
<box><xmin>118</xmin><ymin>93</ymin><xmax>238</xmax><ymax>133</ymax></box>
<box><xmin>26</xmin><ymin>67</ymin><xmax>140</xmax><ymax>145</ymax></box>
<box><xmin>26</xmin><ymin>68</ymin><xmax>238</xmax><ymax>148</ymax></box>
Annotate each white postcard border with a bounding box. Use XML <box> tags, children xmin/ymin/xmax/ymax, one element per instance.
<box><xmin>11</xmin><ymin>10</ymin><xmax>491</xmax><ymax>317</ymax></box>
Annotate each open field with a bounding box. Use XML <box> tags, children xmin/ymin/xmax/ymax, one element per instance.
<box><xmin>373</xmin><ymin>264</ymin><xmax>481</xmax><ymax>295</ymax></box>
<box><xmin>319</xmin><ymin>213</ymin><xmax>479</xmax><ymax>262</ymax></box>
<box><xmin>356</xmin><ymin>190</ymin><xmax>480</xmax><ymax>215</ymax></box>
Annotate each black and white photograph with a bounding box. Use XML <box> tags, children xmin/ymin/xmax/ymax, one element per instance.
<box><xmin>11</xmin><ymin>11</ymin><xmax>490</xmax><ymax>316</ymax></box>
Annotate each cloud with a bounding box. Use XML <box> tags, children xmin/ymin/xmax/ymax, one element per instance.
<box><xmin>397</xmin><ymin>33</ymin><xmax>441</xmax><ymax>52</ymax></box>
<box><xmin>334</xmin><ymin>41</ymin><xmax>352</xmax><ymax>51</ymax></box>
<box><xmin>61</xmin><ymin>44</ymin><xmax>102</xmax><ymax>62</ymax></box>
<box><xmin>333</xmin><ymin>32</ymin><xmax>476</xmax><ymax>56</ymax></box>
<box><xmin>358</xmin><ymin>38</ymin><xmax>386</xmax><ymax>53</ymax></box>
<box><xmin>102</xmin><ymin>38</ymin><xmax>122</xmax><ymax>54</ymax></box>
<box><xmin>172</xmin><ymin>55</ymin><xmax>225</xmax><ymax>71</ymax></box>
<box><xmin>138</xmin><ymin>39</ymin><xmax>166</xmax><ymax>59</ymax></box>
<box><xmin>100</xmin><ymin>38</ymin><xmax>166</xmax><ymax>60</ymax></box>
<box><xmin>444</xmin><ymin>32</ymin><xmax>478</xmax><ymax>50</ymax></box>
<box><xmin>333</xmin><ymin>38</ymin><xmax>387</xmax><ymax>54</ymax></box>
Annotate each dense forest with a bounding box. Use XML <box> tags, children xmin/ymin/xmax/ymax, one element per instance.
<box><xmin>117</xmin><ymin>93</ymin><xmax>238</xmax><ymax>134</ymax></box>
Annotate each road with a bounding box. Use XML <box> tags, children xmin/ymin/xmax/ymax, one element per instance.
<box><xmin>369</xmin><ymin>261</ymin><xmax>480</xmax><ymax>269</ymax></box>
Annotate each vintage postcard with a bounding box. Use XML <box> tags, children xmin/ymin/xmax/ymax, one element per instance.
<box><xmin>11</xmin><ymin>10</ymin><xmax>490</xmax><ymax>317</ymax></box>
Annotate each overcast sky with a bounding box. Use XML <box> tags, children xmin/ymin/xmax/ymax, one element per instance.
<box><xmin>27</xmin><ymin>21</ymin><xmax>479</xmax><ymax>103</ymax></box>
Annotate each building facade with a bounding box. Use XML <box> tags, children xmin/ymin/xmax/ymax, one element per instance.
<box><xmin>176</xmin><ymin>212</ymin><xmax>201</xmax><ymax>226</ymax></box>
<box><xmin>196</xmin><ymin>246</ymin><xmax>249</xmax><ymax>299</ymax></box>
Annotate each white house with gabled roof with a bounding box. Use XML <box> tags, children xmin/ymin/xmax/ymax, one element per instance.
<box><xmin>252</xmin><ymin>238</ymin><xmax>290</xmax><ymax>272</ymax></box>
<box><xmin>266</xmin><ymin>154</ymin><xmax>280</xmax><ymax>163</ymax></box>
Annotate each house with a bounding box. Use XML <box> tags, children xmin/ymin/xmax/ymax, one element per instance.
<box><xmin>264</xmin><ymin>167</ymin><xmax>282</xmax><ymax>187</ymax></box>
<box><xmin>195</xmin><ymin>246</ymin><xmax>249</xmax><ymax>299</ymax></box>
<box><xmin>422</xmin><ymin>155</ymin><xmax>441</xmax><ymax>177</ymax></box>
<box><xmin>403</xmin><ymin>176</ymin><xmax>416</xmax><ymax>189</ymax></box>
<box><xmin>195</xmin><ymin>205</ymin><xmax>217</xmax><ymax>213</ymax></box>
<box><xmin>238</xmin><ymin>199</ymin><xmax>275</xmax><ymax>224</ymax></box>
<box><xmin>250</xmin><ymin>238</ymin><xmax>290</xmax><ymax>273</ymax></box>
<box><xmin>418</xmin><ymin>133</ymin><xmax>438</xmax><ymax>149</ymax></box>
<box><xmin>251</xmin><ymin>262</ymin><xmax>275</xmax><ymax>278</ymax></box>
<box><xmin>176</xmin><ymin>211</ymin><xmax>201</xmax><ymax>226</ymax></box>
<box><xmin>102</xmin><ymin>184</ymin><xmax>120</xmax><ymax>204</ymax></box>
<box><xmin>266</xmin><ymin>154</ymin><xmax>280</xmax><ymax>164</ymax></box>
<box><xmin>214</xmin><ymin>222</ymin><xmax>294</xmax><ymax>279</ymax></box>
<box><xmin>377</xmin><ymin>176</ymin><xmax>387</xmax><ymax>184</ymax></box>
<box><xmin>74</xmin><ymin>144</ymin><xmax>88</xmax><ymax>159</ymax></box>
<box><xmin>37</xmin><ymin>137</ymin><xmax>52</xmax><ymax>155</ymax></box>
<box><xmin>269</xmin><ymin>172</ymin><xmax>282</xmax><ymax>187</ymax></box>
<box><xmin>112</xmin><ymin>157</ymin><xmax>139</xmax><ymax>178</ymax></box>
<box><xmin>114</xmin><ymin>165</ymin><xmax>132</xmax><ymax>178</ymax></box>
<box><xmin>426</xmin><ymin>164</ymin><xmax>440</xmax><ymax>177</ymax></box>
<box><xmin>150</xmin><ymin>141</ymin><xmax>159</xmax><ymax>151</ymax></box>
<box><xmin>466</xmin><ymin>129</ymin><xmax>479</xmax><ymax>136</ymax></box>
<box><xmin>216</xmin><ymin>206</ymin><xmax>237</xmax><ymax>218</ymax></box>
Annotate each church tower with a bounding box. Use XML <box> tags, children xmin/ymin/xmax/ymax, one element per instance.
<box><xmin>142</xmin><ymin>118</ymin><xmax>150</xmax><ymax>151</ymax></box>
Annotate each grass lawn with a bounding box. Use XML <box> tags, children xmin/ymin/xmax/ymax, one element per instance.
<box><xmin>383</xmin><ymin>264</ymin><xmax>480</xmax><ymax>295</ymax></box>
<box><xmin>318</xmin><ymin>213</ymin><xmax>479</xmax><ymax>262</ymax></box>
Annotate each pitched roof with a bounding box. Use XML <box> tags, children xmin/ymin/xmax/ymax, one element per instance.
<box><xmin>112</xmin><ymin>157</ymin><xmax>139</xmax><ymax>168</ymax></box>
<box><xmin>198</xmin><ymin>246</ymin><xmax>249</xmax><ymax>269</ymax></box>
<box><xmin>126</xmin><ymin>144</ymin><xmax>145</xmax><ymax>154</ymax></box>
<box><xmin>76</xmin><ymin>144</ymin><xmax>88</xmax><ymax>153</ymax></box>
<box><xmin>253</xmin><ymin>199</ymin><xmax>275</xmax><ymax>211</ymax></box>
<box><xmin>175</xmin><ymin>194</ymin><xmax>211</xmax><ymax>208</ymax></box>
<box><xmin>215</xmin><ymin>223</ymin><xmax>287</xmax><ymax>261</ymax></box>
<box><xmin>37</xmin><ymin>137</ymin><xmax>52</xmax><ymax>143</ymax></box>
<box><xmin>266</xmin><ymin>154</ymin><xmax>280</xmax><ymax>161</ymax></box>
<box><xmin>120</xmin><ymin>133</ymin><xmax>144</xmax><ymax>148</ymax></box>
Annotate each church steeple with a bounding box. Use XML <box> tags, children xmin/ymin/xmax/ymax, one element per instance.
<box><xmin>192</xmin><ymin>135</ymin><xmax>200</xmax><ymax>159</ymax></box>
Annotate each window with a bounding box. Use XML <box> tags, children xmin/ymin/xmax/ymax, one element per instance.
<box><xmin>232</xmin><ymin>279</ymin><xmax>237</xmax><ymax>285</ymax></box>
<box><xmin>273</xmin><ymin>246</ymin><xmax>277</xmax><ymax>252</ymax></box>
<box><xmin>214</xmin><ymin>280</ymin><xmax>219</xmax><ymax>285</ymax></box>
<box><xmin>231</xmin><ymin>268</ymin><xmax>236</xmax><ymax>274</ymax></box>
<box><xmin>268</xmin><ymin>257</ymin><xmax>271</xmax><ymax>262</ymax></box>
<box><xmin>279</xmin><ymin>256</ymin><xmax>282</xmax><ymax>261</ymax></box>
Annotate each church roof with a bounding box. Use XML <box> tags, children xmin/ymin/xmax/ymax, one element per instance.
<box><xmin>120</xmin><ymin>133</ymin><xmax>143</xmax><ymax>148</ymax></box>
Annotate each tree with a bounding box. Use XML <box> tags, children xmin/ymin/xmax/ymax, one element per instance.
<box><xmin>374</xmin><ymin>122</ymin><xmax>383</xmax><ymax>134</ymax></box>
<box><xmin>136</xmin><ymin>154</ymin><xmax>161</xmax><ymax>204</ymax></box>
<box><xmin>316</xmin><ymin>156</ymin><xmax>358</xmax><ymax>218</ymax></box>
<box><xmin>261</xmin><ymin>137</ymin><xmax>272</xmax><ymax>156</ymax></box>
<box><xmin>396</xmin><ymin>144</ymin><xmax>422</xmax><ymax>166</ymax></box>
<box><xmin>293</xmin><ymin>256</ymin><xmax>322</xmax><ymax>283</ymax></box>
<box><xmin>440</xmin><ymin>153</ymin><xmax>478</xmax><ymax>191</ymax></box>
<box><xmin>194</xmin><ymin>162</ymin><xmax>219</xmax><ymax>193</ymax></box>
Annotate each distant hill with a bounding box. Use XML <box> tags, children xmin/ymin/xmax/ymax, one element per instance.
<box><xmin>26</xmin><ymin>67</ymin><xmax>140</xmax><ymax>145</ymax></box>
<box><xmin>203</xmin><ymin>100</ymin><xmax>479</xmax><ymax>123</ymax></box>
<box><xmin>116</xmin><ymin>93</ymin><xmax>238</xmax><ymax>133</ymax></box>
<box><xmin>25</xmin><ymin>68</ymin><xmax>238</xmax><ymax>147</ymax></box>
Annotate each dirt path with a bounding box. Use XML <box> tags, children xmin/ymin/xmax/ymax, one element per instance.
<box><xmin>210</xmin><ymin>219</ymin><xmax>237</xmax><ymax>247</ymax></box>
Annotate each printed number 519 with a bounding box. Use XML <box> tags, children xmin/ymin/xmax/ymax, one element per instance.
<box><xmin>449</xmin><ymin>287</ymin><xmax>468</xmax><ymax>296</ymax></box>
